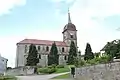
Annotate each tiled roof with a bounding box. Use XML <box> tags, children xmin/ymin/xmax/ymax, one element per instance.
<box><xmin>17</xmin><ymin>39</ymin><xmax>67</xmax><ymax>47</ymax></box>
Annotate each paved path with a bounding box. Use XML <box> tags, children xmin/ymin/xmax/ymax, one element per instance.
<box><xmin>16</xmin><ymin>72</ymin><xmax>70</xmax><ymax>80</ymax></box>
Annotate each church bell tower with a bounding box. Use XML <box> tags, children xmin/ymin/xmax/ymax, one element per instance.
<box><xmin>62</xmin><ymin>9</ymin><xmax>77</xmax><ymax>47</ymax></box>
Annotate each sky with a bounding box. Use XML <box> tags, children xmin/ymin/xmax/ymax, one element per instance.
<box><xmin>0</xmin><ymin>0</ymin><xmax>120</xmax><ymax>67</ymax></box>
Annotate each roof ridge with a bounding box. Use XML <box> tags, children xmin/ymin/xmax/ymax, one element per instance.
<box><xmin>23</xmin><ymin>39</ymin><xmax>64</xmax><ymax>42</ymax></box>
<box><xmin>17</xmin><ymin>39</ymin><xmax>67</xmax><ymax>47</ymax></box>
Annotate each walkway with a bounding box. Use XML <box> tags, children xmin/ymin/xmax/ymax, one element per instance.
<box><xmin>16</xmin><ymin>72</ymin><xmax>70</xmax><ymax>80</ymax></box>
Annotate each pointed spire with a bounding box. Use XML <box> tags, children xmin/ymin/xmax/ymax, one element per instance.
<box><xmin>68</xmin><ymin>8</ymin><xmax>71</xmax><ymax>23</ymax></box>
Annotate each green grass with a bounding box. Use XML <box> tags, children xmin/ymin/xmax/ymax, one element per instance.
<box><xmin>37</xmin><ymin>65</ymin><xmax>74</xmax><ymax>74</ymax></box>
<box><xmin>52</xmin><ymin>73</ymin><xmax>71</xmax><ymax>79</ymax></box>
<box><xmin>0</xmin><ymin>76</ymin><xmax>17</xmax><ymax>80</ymax></box>
<box><xmin>55</xmin><ymin>65</ymin><xmax>70</xmax><ymax>73</ymax></box>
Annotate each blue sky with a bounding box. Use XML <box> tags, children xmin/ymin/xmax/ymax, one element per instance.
<box><xmin>0</xmin><ymin>0</ymin><xmax>120</xmax><ymax>67</ymax></box>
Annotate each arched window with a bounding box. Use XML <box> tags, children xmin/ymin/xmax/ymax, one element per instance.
<box><xmin>46</xmin><ymin>46</ymin><xmax>49</xmax><ymax>51</ymax></box>
<box><xmin>62</xmin><ymin>47</ymin><xmax>64</xmax><ymax>52</ymax></box>
<box><xmin>38</xmin><ymin>46</ymin><xmax>40</xmax><ymax>51</ymax></box>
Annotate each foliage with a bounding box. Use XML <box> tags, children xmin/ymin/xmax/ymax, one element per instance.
<box><xmin>38</xmin><ymin>65</ymin><xmax>56</xmax><ymax>74</ymax></box>
<box><xmin>48</xmin><ymin>42</ymin><xmax>59</xmax><ymax>65</ymax></box>
<box><xmin>68</xmin><ymin>41</ymin><xmax>77</xmax><ymax>65</ymax></box>
<box><xmin>102</xmin><ymin>40</ymin><xmax>120</xmax><ymax>59</ymax></box>
<box><xmin>75</xmin><ymin>54</ymin><xmax>112</xmax><ymax>67</ymax></box>
<box><xmin>0</xmin><ymin>76</ymin><xmax>17</xmax><ymax>80</ymax></box>
<box><xmin>26</xmin><ymin>44</ymin><xmax>39</xmax><ymax>66</ymax></box>
<box><xmin>56</xmin><ymin>65</ymin><xmax>64</xmax><ymax>68</ymax></box>
<box><xmin>84</xmin><ymin>43</ymin><xmax>94</xmax><ymax>61</ymax></box>
<box><xmin>55</xmin><ymin>66</ymin><xmax>69</xmax><ymax>73</ymax></box>
<box><xmin>74</xmin><ymin>57</ymin><xmax>79</xmax><ymax>67</ymax></box>
<box><xmin>38</xmin><ymin>65</ymin><xmax>69</xmax><ymax>74</ymax></box>
<box><xmin>87</xmin><ymin>59</ymin><xmax>98</xmax><ymax>65</ymax></box>
<box><xmin>98</xmin><ymin>54</ymin><xmax>111</xmax><ymax>63</ymax></box>
<box><xmin>74</xmin><ymin>57</ymin><xmax>86</xmax><ymax>67</ymax></box>
<box><xmin>79</xmin><ymin>60</ymin><xmax>86</xmax><ymax>67</ymax></box>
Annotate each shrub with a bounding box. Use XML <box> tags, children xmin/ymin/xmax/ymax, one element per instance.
<box><xmin>99</xmin><ymin>54</ymin><xmax>110</xmax><ymax>63</ymax></box>
<box><xmin>57</xmin><ymin>65</ymin><xmax>64</xmax><ymax>68</ymax></box>
<box><xmin>51</xmin><ymin>64</ymin><xmax>56</xmax><ymax>68</ymax></box>
<box><xmin>38</xmin><ymin>66</ymin><xmax>56</xmax><ymax>74</ymax></box>
<box><xmin>87</xmin><ymin>58</ymin><xmax>99</xmax><ymax>65</ymax></box>
<box><xmin>78</xmin><ymin>60</ymin><xmax>86</xmax><ymax>67</ymax></box>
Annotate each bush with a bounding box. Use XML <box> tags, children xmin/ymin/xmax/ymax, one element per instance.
<box><xmin>79</xmin><ymin>60</ymin><xmax>86</xmax><ymax>67</ymax></box>
<box><xmin>99</xmin><ymin>54</ymin><xmax>110</xmax><ymax>63</ymax></box>
<box><xmin>38</xmin><ymin>66</ymin><xmax>56</xmax><ymax>74</ymax></box>
<box><xmin>57</xmin><ymin>65</ymin><xmax>64</xmax><ymax>68</ymax></box>
<box><xmin>87</xmin><ymin>58</ymin><xmax>99</xmax><ymax>65</ymax></box>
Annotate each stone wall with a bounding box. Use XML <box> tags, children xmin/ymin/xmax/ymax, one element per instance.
<box><xmin>6</xmin><ymin>66</ymin><xmax>34</xmax><ymax>76</ymax></box>
<box><xmin>75</xmin><ymin>62</ymin><xmax>120</xmax><ymax>80</ymax></box>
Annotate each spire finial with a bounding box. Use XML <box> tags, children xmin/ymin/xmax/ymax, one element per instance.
<box><xmin>68</xmin><ymin>8</ymin><xmax>71</xmax><ymax>23</ymax></box>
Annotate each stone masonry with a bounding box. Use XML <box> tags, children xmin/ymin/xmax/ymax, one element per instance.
<box><xmin>75</xmin><ymin>62</ymin><xmax>120</xmax><ymax>80</ymax></box>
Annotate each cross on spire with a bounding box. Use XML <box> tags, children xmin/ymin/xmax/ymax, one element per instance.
<box><xmin>68</xmin><ymin>8</ymin><xmax>72</xmax><ymax>23</ymax></box>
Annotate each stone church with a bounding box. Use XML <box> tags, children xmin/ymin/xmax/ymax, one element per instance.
<box><xmin>15</xmin><ymin>11</ymin><xmax>78</xmax><ymax>67</ymax></box>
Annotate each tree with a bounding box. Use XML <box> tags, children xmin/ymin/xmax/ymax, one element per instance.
<box><xmin>48</xmin><ymin>42</ymin><xmax>59</xmax><ymax>65</ymax></box>
<box><xmin>84</xmin><ymin>43</ymin><xmax>94</xmax><ymax>60</ymax></box>
<box><xmin>68</xmin><ymin>41</ymin><xmax>77</xmax><ymax>65</ymax></box>
<box><xmin>26</xmin><ymin>44</ymin><xmax>39</xmax><ymax>66</ymax></box>
<box><xmin>101</xmin><ymin>40</ymin><xmax>120</xmax><ymax>59</ymax></box>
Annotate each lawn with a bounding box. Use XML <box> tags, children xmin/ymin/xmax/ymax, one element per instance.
<box><xmin>37</xmin><ymin>65</ymin><xmax>74</xmax><ymax>74</ymax></box>
<box><xmin>0</xmin><ymin>75</ymin><xmax>17</xmax><ymax>80</ymax></box>
<box><xmin>55</xmin><ymin>66</ymin><xmax>70</xmax><ymax>73</ymax></box>
<box><xmin>52</xmin><ymin>73</ymin><xmax>71</xmax><ymax>79</ymax></box>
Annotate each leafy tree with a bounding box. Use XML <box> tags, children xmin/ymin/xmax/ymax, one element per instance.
<box><xmin>68</xmin><ymin>41</ymin><xmax>77</xmax><ymax>65</ymax></box>
<box><xmin>101</xmin><ymin>40</ymin><xmax>120</xmax><ymax>59</ymax></box>
<box><xmin>26</xmin><ymin>44</ymin><xmax>39</xmax><ymax>66</ymax></box>
<box><xmin>48</xmin><ymin>42</ymin><xmax>59</xmax><ymax>65</ymax></box>
<box><xmin>84</xmin><ymin>43</ymin><xmax>94</xmax><ymax>60</ymax></box>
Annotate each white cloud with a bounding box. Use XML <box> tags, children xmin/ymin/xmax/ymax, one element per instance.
<box><xmin>0</xmin><ymin>0</ymin><xmax>26</xmax><ymax>15</ymax></box>
<box><xmin>71</xmin><ymin>0</ymin><xmax>120</xmax><ymax>18</ymax></box>
<box><xmin>53</xmin><ymin>0</ymin><xmax>120</xmax><ymax>54</ymax></box>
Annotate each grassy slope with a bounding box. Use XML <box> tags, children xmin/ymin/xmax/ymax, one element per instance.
<box><xmin>55</xmin><ymin>66</ymin><xmax>70</xmax><ymax>73</ymax></box>
<box><xmin>52</xmin><ymin>73</ymin><xmax>71</xmax><ymax>79</ymax></box>
<box><xmin>0</xmin><ymin>76</ymin><xmax>17</xmax><ymax>80</ymax></box>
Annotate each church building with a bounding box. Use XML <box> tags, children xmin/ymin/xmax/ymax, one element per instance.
<box><xmin>15</xmin><ymin>11</ymin><xmax>78</xmax><ymax>67</ymax></box>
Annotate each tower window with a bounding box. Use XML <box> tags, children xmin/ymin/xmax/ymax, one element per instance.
<box><xmin>46</xmin><ymin>46</ymin><xmax>49</xmax><ymax>51</ymax></box>
<box><xmin>70</xmin><ymin>35</ymin><xmax>73</xmax><ymax>38</ymax></box>
<box><xmin>38</xmin><ymin>46</ymin><xmax>40</xmax><ymax>51</ymax></box>
<box><xmin>62</xmin><ymin>47</ymin><xmax>64</xmax><ymax>52</ymax></box>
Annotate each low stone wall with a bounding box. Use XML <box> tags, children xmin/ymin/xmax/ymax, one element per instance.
<box><xmin>6</xmin><ymin>66</ymin><xmax>35</xmax><ymax>76</ymax></box>
<box><xmin>75</xmin><ymin>62</ymin><xmax>120</xmax><ymax>80</ymax></box>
